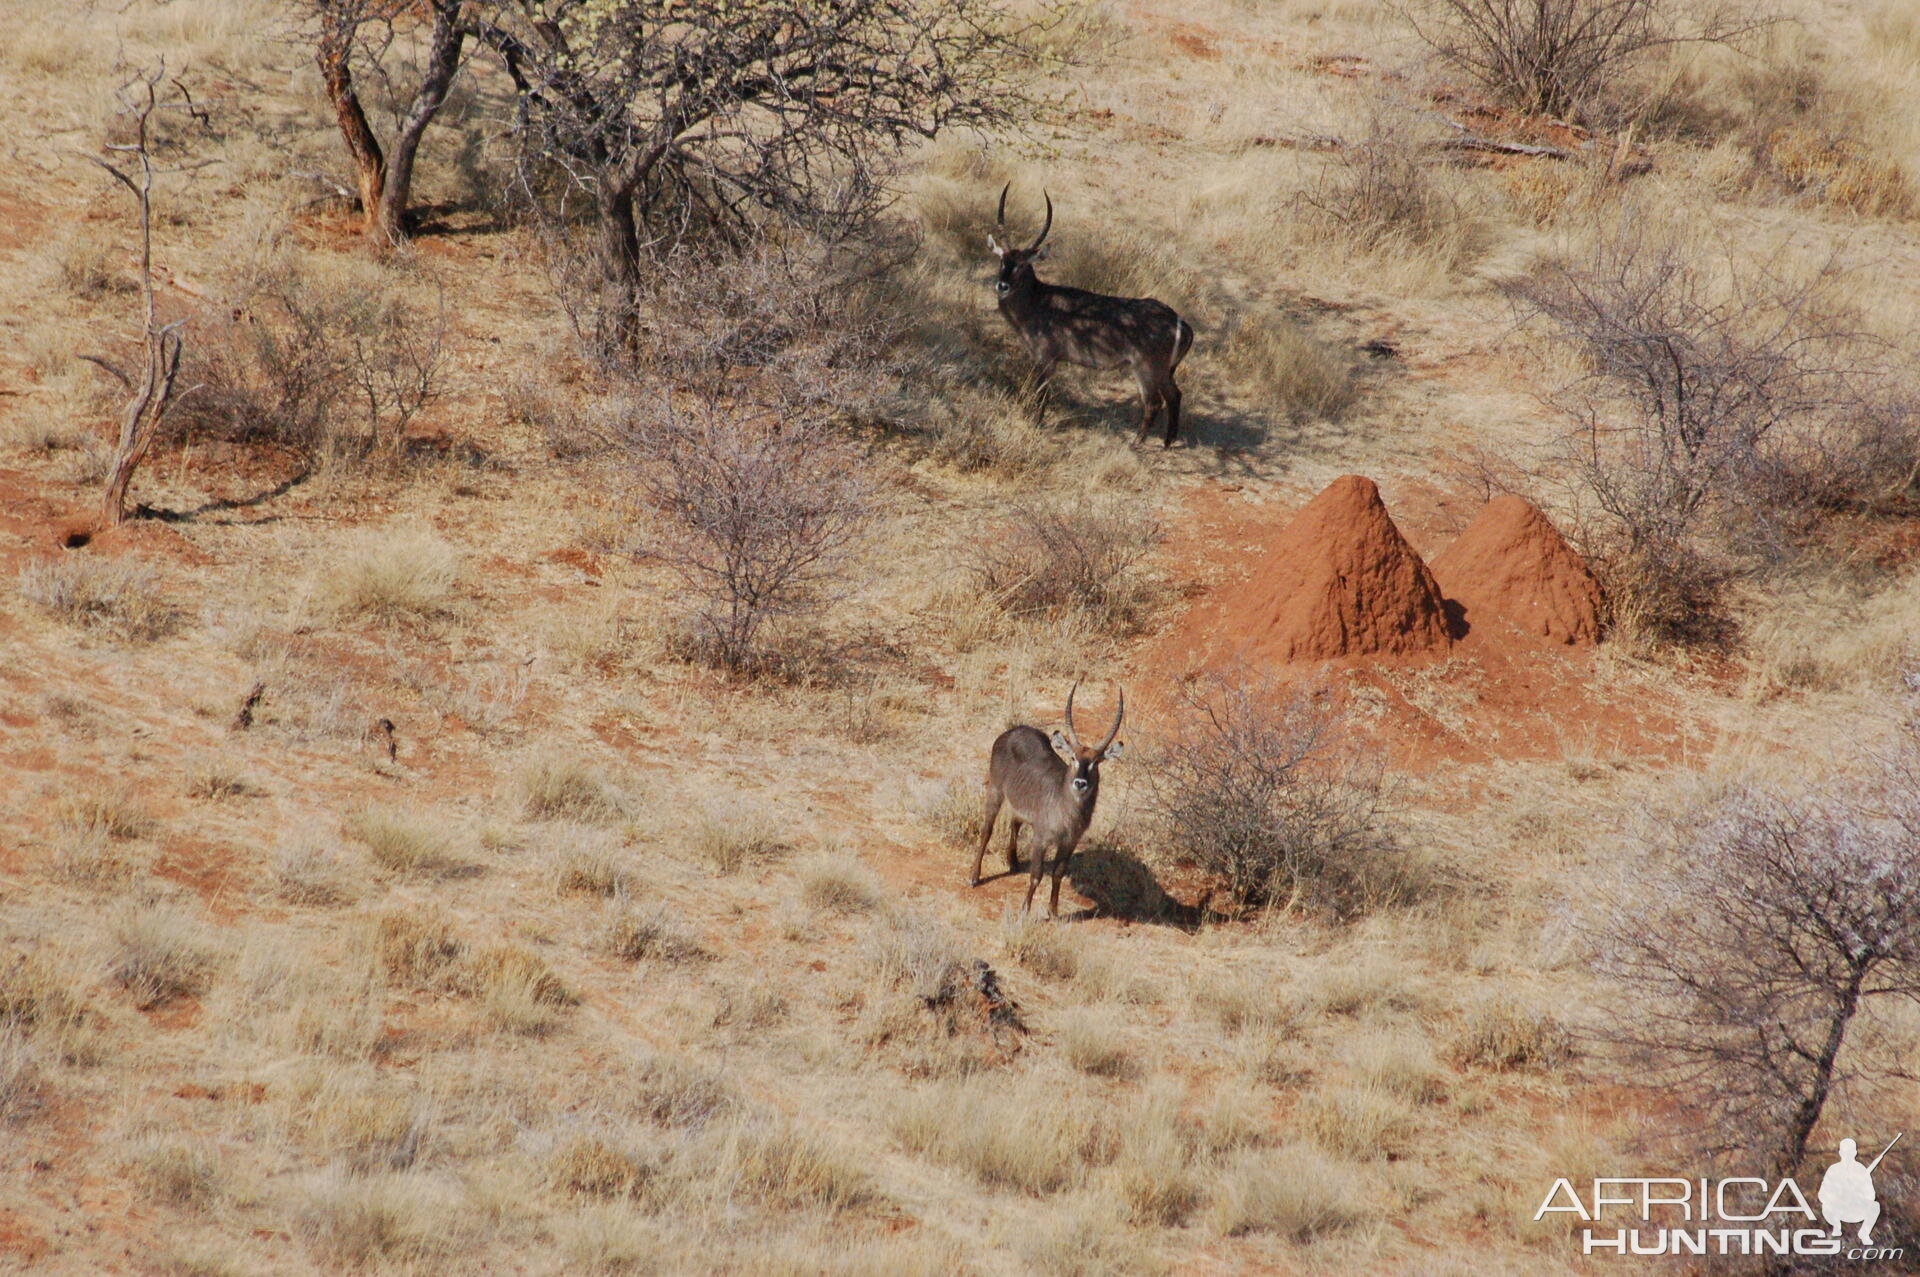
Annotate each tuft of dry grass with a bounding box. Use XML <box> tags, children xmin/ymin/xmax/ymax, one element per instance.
<box><xmin>107</xmin><ymin>907</ymin><xmax>220</xmax><ymax>1010</ymax></box>
<box><xmin>19</xmin><ymin>556</ymin><xmax>182</xmax><ymax>642</ymax></box>
<box><xmin>916</xmin><ymin>776</ymin><xmax>986</xmax><ymax>850</ymax></box>
<box><xmin>550</xmin><ymin>1136</ymin><xmax>654</xmax><ymax>1200</ymax></box>
<box><xmin>1294</xmin><ymin>1080</ymin><xmax>1418</xmax><ymax>1160</ymax></box>
<box><xmin>1002</xmin><ymin>912</ymin><xmax>1079</xmax><ymax>980</ymax></box>
<box><xmin>1207</xmin><ymin>1143</ymin><xmax>1372</xmax><ymax>1239</ymax></box>
<box><xmin>1451</xmin><ymin>996</ymin><xmax>1574</xmax><ymax>1071</ymax></box>
<box><xmin>1217</xmin><ymin>317</ymin><xmax>1357</xmax><ymax>422</ymax></box>
<box><xmin>372</xmin><ymin>909</ymin><xmax>466</xmax><ymax>987</ymax></box>
<box><xmin>271</xmin><ymin>841</ymin><xmax>356</xmax><ymax>906</ymax></box>
<box><xmin>343</xmin><ymin>807</ymin><xmax>468</xmax><ymax>877</ymax></box>
<box><xmin>1059</xmin><ymin>1006</ymin><xmax>1139</xmax><ymax>1079</ymax></box>
<box><xmin>312</xmin><ymin>529</ymin><xmax>460</xmax><ymax>622</ymax></box>
<box><xmin>519</xmin><ymin>756</ymin><xmax>627</xmax><ymax>824</ymax></box>
<box><xmin>129</xmin><ymin>1136</ymin><xmax>223</xmax><ymax>1210</ymax></box>
<box><xmin>691</xmin><ymin>805</ymin><xmax>788</xmax><ymax>874</ymax></box>
<box><xmin>701</xmin><ymin>1115</ymin><xmax>877</xmax><ymax>1214</ymax></box>
<box><xmin>601</xmin><ymin>907</ymin><xmax>709</xmax><ymax>964</ymax></box>
<box><xmin>1109</xmin><ymin>1091</ymin><xmax>1208</xmax><ymax>1226</ymax></box>
<box><xmin>552</xmin><ymin>1203</ymin><xmax>656</xmax><ymax>1273</ymax></box>
<box><xmin>293</xmin><ymin>1170</ymin><xmax>454</xmax><ymax>1269</ymax></box>
<box><xmin>552</xmin><ymin>832</ymin><xmax>631</xmax><ymax>898</ymax></box>
<box><xmin>890</xmin><ymin>1080</ymin><xmax>1114</xmax><ymax>1196</ymax></box>
<box><xmin>797</xmin><ymin>854</ymin><xmax>883</xmax><ymax>914</ymax></box>
<box><xmin>0</xmin><ymin>1027</ymin><xmax>45</xmax><ymax>1123</ymax></box>
<box><xmin>1342</xmin><ymin>1027</ymin><xmax>1446</xmax><ymax>1103</ymax></box>
<box><xmin>460</xmin><ymin>943</ymin><xmax>574</xmax><ymax>1036</ymax></box>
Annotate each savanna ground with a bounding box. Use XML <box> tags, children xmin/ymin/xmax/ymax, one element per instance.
<box><xmin>4</xmin><ymin>0</ymin><xmax>1920</xmax><ymax>1272</ymax></box>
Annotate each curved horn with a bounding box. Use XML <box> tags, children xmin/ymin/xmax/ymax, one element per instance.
<box><xmin>997</xmin><ymin>181</ymin><xmax>1011</xmax><ymax>229</ymax></box>
<box><xmin>1062</xmin><ymin>679</ymin><xmax>1084</xmax><ymax>752</ymax></box>
<box><xmin>1097</xmin><ymin>686</ymin><xmax>1126</xmax><ymax>753</ymax></box>
<box><xmin>1028</xmin><ymin>189</ymin><xmax>1053</xmax><ymax>253</ymax></box>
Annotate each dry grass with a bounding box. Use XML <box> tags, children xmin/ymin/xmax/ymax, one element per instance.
<box><xmin>1207</xmin><ymin>1144</ymin><xmax>1373</xmax><ymax>1239</ymax></box>
<box><xmin>107</xmin><ymin>907</ymin><xmax>220</xmax><ymax>1010</ymax></box>
<box><xmin>293</xmin><ymin>1170</ymin><xmax>456</xmax><ymax>1269</ymax></box>
<box><xmin>1002</xmin><ymin>912</ymin><xmax>1080</xmax><ymax>980</ymax></box>
<box><xmin>891</xmin><ymin>1081</ymin><xmax>1116</xmax><ymax>1195</ymax></box>
<box><xmin>1294</xmin><ymin>1080</ymin><xmax>1419</xmax><ymax>1160</ymax></box>
<box><xmin>129</xmin><ymin>1136</ymin><xmax>224</xmax><ymax>1210</ymax></box>
<box><xmin>271</xmin><ymin>841</ymin><xmax>356</xmax><ymax>906</ymax></box>
<box><xmin>18</xmin><ymin>556</ymin><xmax>182</xmax><ymax>643</ymax></box>
<box><xmin>312</xmin><ymin>529</ymin><xmax>460</xmax><ymax>622</ymax></box>
<box><xmin>552</xmin><ymin>831</ymin><xmax>632</xmax><ymax>898</ymax></box>
<box><xmin>1059</xmin><ymin>1006</ymin><xmax>1140</xmax><ymax>1079</ymax></box>
<box><xmin>0</xmin><ymin>1027</ymin><xmax>45</xmax><ymax>1123</ymax></box>
<box><xmin>342</xmin><ymin>807</ymin><xmax>468</xmax><ymax>877</ymax></box>
<box><xmin>1451</xmin><ymin>995</ymin><xmax>1575</xmax><ymax>1071</ymax></box>
<box><xmin>600</xmin><ymin>907</ymin><xmax>710</xmax><ymax>964</ymax></box>
<box><xmin>372</xmin><ymin>909</ymin><xmax>466</xmax><ymax>988</ymax></box>
<box><xmin>797</xmin><ymin>854</ymin><xmax>884</xmax><ymax>914</ymax></box>
<box><xmin>519</xmin><ymin>756</ymin><xmax>627</xmax><ymax>824</ymax></box>
<box><xmin>691</xmin><ymin>804</ymin><xmax>789</xmax><ymax>874</ymax></box>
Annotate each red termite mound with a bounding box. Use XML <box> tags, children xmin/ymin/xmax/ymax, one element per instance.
<box><xmin>1176</xmin><ymin>475</ymin><xmax>1453</xmax><ymax>665</ymax></box>
<box><xmin>1430</xmin><ymin>495</ymin><xmax>1602</xmax><ymax>646</ymax></box>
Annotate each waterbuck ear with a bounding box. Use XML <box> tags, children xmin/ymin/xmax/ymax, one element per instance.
<box><xmin>986</xmin><ymin>233</ymin><xmax>1004</xmax><ymax>257</ymax></box>
<box><xmin>1050</xmin><ymin>730</ymin><xmax>1072</xmax><ymax>756</ymax></box>
<box><xmin>1102</xmin><ymin>740</ymin><xmax>1126</xmax><ymax>762</ymax></box>
<box><xmin>1031</xmin><ymin>245</ymin><xmax>1050</xmax><ymax>262</ymax></box>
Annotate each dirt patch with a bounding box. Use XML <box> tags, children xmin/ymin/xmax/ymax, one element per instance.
<box><xmin>1430</xmin><ymin>495</ymin><xmax>1602</xmax><ymax>646</ymax></box>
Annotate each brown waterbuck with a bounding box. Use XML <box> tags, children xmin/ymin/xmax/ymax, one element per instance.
<box><xmin>988</xmin><ymin>185</ymin><xmax>1195</xmax><ymax>447</ymax></box>
<box><xmin>970</xmin><ymin>682</ymin><xmax>1126</xmax><ymax>918</ymax></box>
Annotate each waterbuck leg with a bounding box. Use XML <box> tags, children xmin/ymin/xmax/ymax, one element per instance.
<box><xmin>1049</xmin><ymin>858</ymin><xmax>1069</xmax><ymax>919</ymax></box>
<box><xmin>1162</xmin><ymin>382</ymin><xmax>1183</xmax><ymax>448</ymax></box>
<box><xmin>1022</xmin><ymin>852</ymin><xmax>1045</xmax><ymax>913</ymax></box>
<box><xmin>1027</xmin><ymin>359</ymin><xmax>1057</xmax><ymax>425</ymax></box>
<box><xmin>971</xmin><ymin>787</ymin><xmax>1003</xmax><ymax>887</ymax></box>
<box><xmin>1005</xmin><ymin>816</ymin><xmax>1023</xmax><ymax>874</ymax></box>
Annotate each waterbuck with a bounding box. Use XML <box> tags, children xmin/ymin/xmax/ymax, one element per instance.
<box><xmin>970</xmin><ymin>682</ymin><xmax>1126</xmax><ymax>918</ymax></box>
<box><xmin>988</xmin><ymin>185</ymin><xmax>1195</xmax><ymax>447</ymax></box>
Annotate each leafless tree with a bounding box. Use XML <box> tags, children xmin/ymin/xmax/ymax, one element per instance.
<box><xmin>1399</xmin><ymin>0</ymin><xmax>1767</xmax><ymax>122</ymax></box>
<box><xmin>1591</xmin><ymin>749</ymin><xmax>1920</xmax><ymax>1176</ymax></box>
<box><xmin>618</xmin><ymin>394</ymin><xmax>875</xmax><ymax>673</ymax></box>
<box><xmin>79</xmin><ymin>66</ymin><xmax>208</xmax><ymax>527</ymax></box>
<box><xmin>298</xmin><ymin>0</ymin><xmax>470</xmax><ymax>246</ymax></box>
<box><xmin>467</xmin><ymin>0</ymin><xmax>1070</xmax><ymax>345</ymax></box>
<box><xmin>1514</xmin><ymin>218</ymin><xmax>1872</xmax><ymax>642</ymax></box>
<box><xmin>1144</xmin><ymin>673</ymin><xmax>1420</xmax><ymax>919</ymax></box>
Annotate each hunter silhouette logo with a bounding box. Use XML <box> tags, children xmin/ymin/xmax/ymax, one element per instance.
<box><xmin>1536</xmin><ymin>1133</ymin><xmax>1905</xmax><ymax>1261</ymax></box>
<box><xmin>1822</xmin><ymin>1135</ymin><xmax>1900</xmax><ymax>1246</ymax></box>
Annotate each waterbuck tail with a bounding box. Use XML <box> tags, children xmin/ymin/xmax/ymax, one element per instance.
<box><xmin>1172</xmin><ymin>318</ymin><xmax>1195</xmax><ymax>369</ymax></box>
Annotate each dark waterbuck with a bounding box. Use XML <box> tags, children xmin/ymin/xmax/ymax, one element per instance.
<box><xmin>988</xmin><ymin>186</ymin><xmax>1195</xmax><ymax>447</ymax></box>
<box><xmin>970</xmin><ymin>683</ymin><xmax>1126</xmax><ymax>918</ymax></box>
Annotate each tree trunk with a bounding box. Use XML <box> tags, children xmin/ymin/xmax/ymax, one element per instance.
<box><xmin>375</xmin><ymin>3</ymin><xmax>468</xmax><ymax>246</ymax></box>
<box><xmin>1778</xmin><ymin>964</ymin><xmax>1867</xmax><ymax>1176</ymax></box>
<box><xmin>316</xmin><ymin>24</ymin><xmax>388</xmax><ymax>242</ymax></box>
<box><xmin>597</xmin><ymin>184</ymin><xmax>643</xmax><ymax>349</ymax></box>
<box><xmin>101</xmin><ymin>331</ymin><xmax>182</xmax><ymax>527</ymax></box>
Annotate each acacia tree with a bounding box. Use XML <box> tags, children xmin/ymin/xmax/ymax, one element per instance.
<box><xmin>468</xmin><ymin>0</ymin><xmax>1068</xmax><ymax>344</ymax></box>
<box><xmin>301</xmin><ymin>0</ymin><xmax>470</xmax><ymax>246</ymax></box>
<box><xmin>1594</xmin><ymin>754</ymin><xmax>1920</xmax><ymax>1175</ymax></box>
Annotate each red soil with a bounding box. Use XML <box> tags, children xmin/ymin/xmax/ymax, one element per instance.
<box><xmin>1429</xmin><ymin>494</ymin><xmax>1602</xmax><ymax>646</ymax></box>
